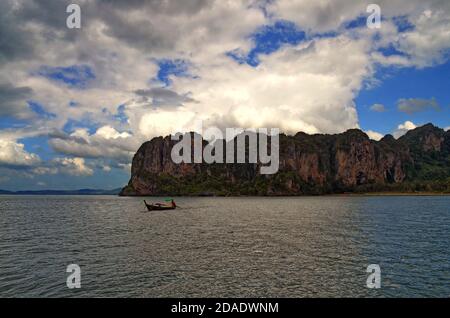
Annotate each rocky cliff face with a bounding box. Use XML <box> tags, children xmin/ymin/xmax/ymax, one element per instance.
<box><xmin>121</xmin><ymin>124</ymin><xmax>450</xmax><ymax>196</ymax></box>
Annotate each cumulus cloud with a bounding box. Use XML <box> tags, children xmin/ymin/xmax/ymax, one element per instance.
<box><xmin>397</xmin><ymin>98</ymin><xmax>440</xmax><ymax>114</ymax></box>
<box><xmin>149</xmin><ymin>34</ymin><xmax>369</xmax><ymax>136</ymax></box>
<box><xmin>48</xmin><ymin>126</ymin><xmax>138</xmax><ymax>164</ymax></box>
<box><xmin>365</xmin><ymin>130</ymin><xmax>384</xmax><ymax>141</ymax></box>
<box><xmin>3</xmin><ymin>1</ymin><xmax>450</xmax><ymax>138</ymax></box>
<box><xmin>370</xmin><ymin>104</ymin><xmax>386</xmax><ymax>112</ymax></box>
<box><xmin>53</xmin><ymin>157</ymin><xmax>93</xmax><ymax>176</ymax></box>
<box><xmin>32</xmin><ymin>166</ymin><xmax>58</xmax><ymax>175</ymax></box>
<box><xmin>31</xmin><ymin>157</ymin><xmax>95</xmax><ymax>177</ymax></box>
<box><xmin>395</xmin><ymin>8</ymin><xmax>450</xmax><ymax>67</ymax></box>
<box><xmin>0</xmin><ymin>83</ymin><xmax>34</xmax><ymax>119</ymax></box>
<box><xmin>0</xmin><ymin>139</ymin><xmax>41</xmax><ymax>167</ymax></box>
<box><xmin>137</xmin><ymin>108</ymin><xmax>198</xmax><ymax>138</ymax></box>
<box><xmin>0</xmin><ymin>0</ymin><xmax>36</xmax><ymax>64</ymax></box>
<box><xmin>95</xmin><ymin>126</ymin><xmax>131</xmax><ymax>140</ymax></box>
<box><xmin>393</xmin><ymin>120</ymin><xmax>417</xmax><ymax>138</ymax></box>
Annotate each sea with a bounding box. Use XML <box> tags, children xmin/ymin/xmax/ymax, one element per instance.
<box><xmin>0</xmin><ymin>195</ymin><xmax>448</xmax><ymax>297</ymax></box>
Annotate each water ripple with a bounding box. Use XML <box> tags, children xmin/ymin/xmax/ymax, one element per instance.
<box><xmin>0</xmin><ymin>195</ymin><xmax>448</xmax><ymax>297</ymax></box>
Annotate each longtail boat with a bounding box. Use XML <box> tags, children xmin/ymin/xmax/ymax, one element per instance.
<box><xmin>144</xmin><ymin>200</ymin><xmax>177</xmax><ymax>211</ymax></box>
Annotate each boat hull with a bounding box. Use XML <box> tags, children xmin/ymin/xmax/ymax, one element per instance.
<box><xmin>145</xmin><ymin>204</ymin><xmax>176</xmax><ymax>211</ymax></box>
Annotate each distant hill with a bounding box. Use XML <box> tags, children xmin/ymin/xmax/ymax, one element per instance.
<box><xmin>121</xmin><ymin>123</ymin><xmax>450</xmax><ymax>196</ymax></box>
<box><xmin>0</xmin><ymin>188</ymin><xmax>122</xmax><ymax>195</ymax></box>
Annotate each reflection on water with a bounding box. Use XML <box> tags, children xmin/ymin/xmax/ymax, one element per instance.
<box><xmin>0</xmin><ymin>195</ymin><xmax>448</xmax><ymax>297</ymax></box>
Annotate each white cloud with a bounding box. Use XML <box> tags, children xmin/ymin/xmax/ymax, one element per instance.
<box><xmin>138</xmin><ymin>108</ymin><xmax>197</xmax><ymax>137</ymax></box>
<box><xmin>31</xmin><ymin>158</ymin><xmax>96</xmax><ymax>177</ymax></box>
<box><xmin>396</xmin><ymin>8</ymin><xmax>450</xmax><ymax>67</ymax></box>
<box><xmin>151</xmin><ymin>34</ymin><xmax>369</xmax><ymax>136</ymax></box>
<box><xmin>370</xmin><ymin>104</ymin><xmax>386</xmax><ymax>112</ymax></box>
<box><xmin>48</xmin><ymin>126</ymin><xmax>138</xmax><ymax>163</ymax></box>
<box><xmin>267</xmin><ymin>0</ymin><xmax>367</xmax><ymax>33</ymax></box>
<box><xmin>0</xmin><ymin>139</ymin><xmax>41</xmax><ymax>167</ymax></box>
<box><xmin>32</xmin><ymin>166</ymin><xmax>58</xmax><ymax>175</ymax></box>
<box><xmin>95</xmin><ymin>126</ymin><xmax>131</xmax><ymax>140</ymax></box>
<box><xmin>53</xmin><ymin>157</ymin><xmax>93</xmax><ymax>176</ymax></box>
<box><xmin>399</xmin><ymin>120</ymin><xmax>417</xmax><ymax>130</ymax></box>
<box><xmin>2</xmin><ymin>0</ymin><xmax>450</xmax><ymax>180</ymax></box>
<box><xmin>118</xmin><ymin>163</ymin><xmax>132</xmax><ymax>172</ymax></box>
<box><xmin>393</xmin><ymin>120</ymin><xmax>417</xmax><ymax>138</ymax></box>
<box><xmin>365</xmin><ymin>130</ymin><xmax>384</xmax><ymax>141</ymax></box>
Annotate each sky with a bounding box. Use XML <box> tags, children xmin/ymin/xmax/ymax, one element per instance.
<box><xmin>0</xmin><ymin>0</ymin><xmax>449</xmax><ymax>191</ymax></box>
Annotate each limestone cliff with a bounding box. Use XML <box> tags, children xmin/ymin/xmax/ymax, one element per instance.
<box><xmin>120</xmin><ymin>124</ymin><xmax>450</xmax><ymax>196</ymax></box>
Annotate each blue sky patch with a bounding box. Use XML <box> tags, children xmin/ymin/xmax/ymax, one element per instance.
<box><xmin>343</xmin><ymin>15</ymin><xmax>368</xmax><ymax>30</ymax></box>
<box><xmin>392</xmin><ymin>16</ymin><xmax>415</xmax><ymax>33</ymax></box>
<box><xmin>100</xmin><ymin>105</ymin><xmax>129</xmax><ymax>125</ymax></box>
<box><xmin>63</xmin><ymin>117</ymin><xmax>99</xmax><ymax>135</ymax></box>
<box><xmin>378</xmin><ymin>44</ymin><xmax>409</xmax><ymax>58</ymax></box>
<box><xmin>357</xmin><ymin>60</ymin><xmax>450</xmax><ymax>134</ymax></box>
<box><xmin>155</xmin><ymin>59</ymin><xmax>191</xmax><ymax>86</ymax></box>
<box><xmin>0</xmin><ymin>116</ymin><xmax>29</xmax><ymax>129</ymax></box>
<box><xmin>228</xmin><ymin>20</ymin><xmax>306</xmax><ymax>66</ymax></box>
<box><xmin>114</xmin><ymin>105</ymin><xmax>128</xmax><ymax>124</ymax></box>
<box><xmin>19</xmin><ymin>136</ymin><xmax>54</xmax><ymax>161</ymax></box>
<box><xmin>37</xmin><ymin>64</ymin><xmax>95</xmax><ymax>89</ymax></box>
<box><xmin>28</xmin><ymin>101</ymin><xmax>56</xmax><ymax>119</ymax></box>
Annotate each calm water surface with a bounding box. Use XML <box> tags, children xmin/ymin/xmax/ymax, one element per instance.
<box><xmin>0</xmin><ymin>195</ymin><xmax>448</xmax><ymax>297</ymax></box>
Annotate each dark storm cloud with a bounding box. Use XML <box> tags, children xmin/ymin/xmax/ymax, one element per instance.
<box><xmin>0</xmin><ymin>1</ymin><xmax>36</xmax><ymax>64</ymax></box>
<box><xmin>134</xmin><ymin>87</ymin><xmax>196</xmax><ymax>106</ymax></box>
<box><xmin>0</xmin><ymin>0</ymin><xmax>81</xmax><ymax>65</ymax></box>
<box><xmin>0</xmin><ymin>83</ymin><xmax>33</xmax><ymax>118</ymax></box>
<box><xmin>97</xmin><ymin>0</ymin><xmax>210</xmax><ymax>15</ymax></box>
<box><xmin>397</xmin><ymin>98</ymin><xmax>441</xmax><ymax>114</ymax></box>
<box><xmin>0</xmin><ymin>0</ymin><xmax>213</xmax><ymax>59</ymax></box>
<box><xmin>99</xmin><ymin>9</ymin><xmax>174</xmax><ymax>53</ymax></box>
<box><xmin>94</xmin><ymin>0</ymin><xmax>210</xmax><ymax>52</ymax></box>
<box><xmin>48</xmin><ymin>130</ymin><xmax>89</xmax><ymax>145</ymax></box>
<box><xmin>17</xmin><ymin>0</ymin><xmax>74</xmax><ymax>30</ymax></box>
<box><xmin>48</xmin><ymin>129</ymin><xmax>136</xmax><ymax>162</ymax></box>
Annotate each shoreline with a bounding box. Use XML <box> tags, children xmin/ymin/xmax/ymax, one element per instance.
<box><xmin>119</xmin><ymin>192</ymin><xmax>450</xmax><ymax>197</ymax></box>
<box><xmin>330</xmin><ymin>192</ymin><xmax>450</xmax><ymax>197</ymax></box>
<box><xmin>2</xmin><ymin>191</ymin><xmax>449</xmax><ymax>197</ymax></box>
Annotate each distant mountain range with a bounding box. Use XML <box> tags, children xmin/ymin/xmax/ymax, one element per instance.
<box><xmin>0</xmin><ymin>188</ymin><xmax>122</xmax><ymax>195</ymax></box>
<box><xmin>121</xmin><ymin>123</ymin><xmax>450</xmax><ymax>196</ymax></box>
